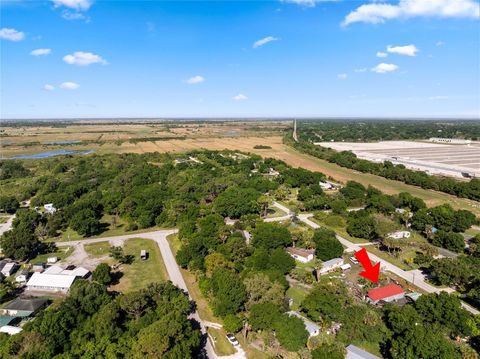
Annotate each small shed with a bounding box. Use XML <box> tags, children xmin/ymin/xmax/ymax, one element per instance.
<box><xmin>140</xmin><ymin>250</ymin><xmax>148</xmax><ymax>260</ymax></box>
<box><xmin>1</xmin><ymin>262</ymin><xmax>17</xmax><ymax>277</ymax></box>
<box><xmin>346</xmin><ymin>344</ymin><xmax>381</xmax><ymax>359</ymax></box>
<box><xmin>15</xmin><ymin>269</ymin><xmax>30</xmax><ymax>283</ymax></box>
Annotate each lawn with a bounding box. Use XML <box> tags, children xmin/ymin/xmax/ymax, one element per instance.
<box><xmin>84</xmin><ymin>241</ymin><xmax>111</xmax><ymax>257</ymax></box>
<box><xmin>112</xmin><ymin>238</ymin><xmax>168</xmax><ymax>292</ymax></box>
<box><xmin>54</xmin><ymin>214</ymin><xmax>167</xmax><ymax>242</ymax></box>
<box><xmin>30</xmin><ymin>246</ymin><xmax>73</xmax><ymax>264</ymax></box>
<box><xmin>286</xmin><ymin>285</ymin><xmax>310</xmax><ymax>311</ymax></box>
<box><xmin>207</xmin><ymin>328</ymin><xmax>235</xmax><ymax>356</ymax></box>
<box><xmin>0</xmin><ymin>216</ymin><xmax>8</xmax><ymax>224</ymax></box>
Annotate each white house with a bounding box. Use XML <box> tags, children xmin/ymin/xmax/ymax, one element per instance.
<box><xmin>0</xmin><ymin>326</ymin><xmax>22</xmax><ymax>336</ymax></box>
<box><xmin>287</xmin><ymin>311</ymin><xmax>320</xmax><ymax>337</ymax></box>
<box><xmin>318</xmin><ymin>257</ymin><xmax>344</xmax><ymax>275</ymax></box>
<box><xmin>26</xmin><ymin>273</ymin><xmax>77</xmax><ymax>293</ymax></box>
<box><xmin>286</xmin><ymin>247</ymin><xmax>315</xmax><ymax>263</ymax></box>
<box><xmin>44</xmin><ymin>203</ymin><xmax>56</xmax><ymax>214</ymax></box>
<box><xmin>26</xmin><ymin>265</ymin><xmax>90</xmax><ymax>293</ymax></box>
<box><xmin>387</xmin><ymin>231</ymin><xmax>411</xmax><ymax>239</ymax></box>
<box><xmin>47</xmin><ymin>257</ymin><xmax>58</xmax><ymax>264</ymax></box>
<box><xmin>15</xmin><ymin>269</ymin><xmax>30</xmax><ymax>283</ymax></box>
<box><xmin>319</xmin><ymin>180</ymin><xmax>336</xmax><ymax>190</ymax></box>
<box><xmin>0</xmin><ymin>262</ymin><xmax>17</xmax><ymax>277</ymax></box>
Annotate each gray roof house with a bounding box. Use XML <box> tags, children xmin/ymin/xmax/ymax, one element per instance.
<box><xmin>286</xmin><ymin>311</ymin><xmax>320</xmax><ymax>337</ymax></box>
<box><xmin>0</xmin><ymin>297</ymin><xmax>49</xmax><ymax>318</ymax></box>
<box><xmin>346</xmin><ymin>344</ymin><xmax>381</xmax><ymax>359</ymax></box>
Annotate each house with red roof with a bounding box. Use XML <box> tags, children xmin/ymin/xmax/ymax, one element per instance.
<box><xmin>367</xmin><ymin>283</ymin><xmax>405</xmax><ymax>305</ymax></box>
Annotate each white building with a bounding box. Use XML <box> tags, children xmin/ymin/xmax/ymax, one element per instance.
<box><xmin>26</xmin><ymin>265</ymin><xmax>90</xmax><ymax>293</ymax></box>
<box><xmin>0</xmin><ymin>262</ymin><xmax>17</xmax><ymax>277</ymax></box>
<box><xmin>286</xmin><ymin>247</ymin><xmax>315</xmax><ymax>263</ymax></box>
<box><xmin>318</xmin><ymin>257</ymin><xmax>344</xmax><ymax>275</ymax></box>
<box><xmin>44</xmin><ymin>203</ymin><xmax>56</xmax><ymax>214</ymax></box>
<box><xmin>15</xmin><ymin>269</ymin><xmax>30</xmax><ymax>283</ymax></box>
<box><xmin>26</xmin><ymin>273</ymin><xmax>77</xmax><ymax>293</ymax></box>
<box><xmin>387</xmin><ymin>231</ymin><xmax>411</xmax><ymax>239</ymax></box>
<box><xmin>319</xmin><ymin>180</ymin><xmax>336</xmax><ymax>190</ymax></box>
<box><xmin>346</xmin><ymin>344</ymin><xmax>381</xmax><ymax>359</ymax></box>
<box><xmin>429</xmin><ymin>138</ymin><xmax>471</xmax><ymax>145</ymax></box>
<box><xmin>287</xmin><ymin>311</ymin><xmax>320</xmax><ymax>337</ymax></box>
<box><xmin>0</xmin><ymin>326</ymin><xmax>22</xmax><ymax>335</ymax></box>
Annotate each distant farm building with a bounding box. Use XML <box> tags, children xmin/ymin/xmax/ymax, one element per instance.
<box><xmin>44</xmin><ymin>203</ymin><xmax>56</xmax><ymax>214</ymax></box>
<box><xmin>286</xmin><ymin>247</ymin><xmax>315</xmax><ymax>263</ymax></box>
<box><xmin>429</xmin><ymin>138</ymin><xmax>471</xmax><ymax>145</ymax></box>
<box><xmin>319</xmin><ymin>180</ymin><xmax>337</xmax><ymax>190</ymax></box>
<box><xmin>386</xmin><ymin>231</ymin><xmax>411</xmax><ymax>240</ymax></box>
<box><xmin>367</xmin><ymin>284</ymin><xmax>405</xmax><ymax>305</ymax></box>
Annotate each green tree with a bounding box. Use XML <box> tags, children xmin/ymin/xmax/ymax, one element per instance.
<box><xmin>312</xmin><ymin>227</ymin><xmax>344</xmax><ymax>261</ymax></box>
<box><xmin>251</xmin><ymin>222</ymin><xmax>292</xmax><ymax>250</ymax></box>
<box><xmin>223</xmin><ymin>314</ymin><xmax>243</xmax><ymax>333</ymax></box>
<box><xmin>92</xmin><ymin>263</ymin><xmax>112</xmax><ymax>285</ymax></box>
<box><xmin>347</xmin><ymin>216</ymin><xmax>377</xmax><ymax>240</ymax></box>
<box><xmin>0</xmin><ymin>196</ymin><xmax>19</xmax><ymax>214</ymax></box>
<box><xmin>209</xmin><ymin>269</ymin><xmax>247</xmax><ymax>317</ymax></box>
<box><xmin>249</xmin><ymin>302</ymin><xmax>282</xmax><ymax>331</ymax></box>
<box><xmin>69</xmin><ymin>208</ymin><xmax>102</xmax><ymax>237</ymax></box>
<box><xmin>214</xmin><ymin>187</ymin><xmax>261</xmax><ymax>219</ymax></box>
<box><xmin>311</xmin><ymin>344</ymin><xmax>345</xmax><ymax>359</ymax></box>
<box><xmin>273</xmin><ymin>314</ymin><xmax>309</xmax><ymax>352</ymax></box>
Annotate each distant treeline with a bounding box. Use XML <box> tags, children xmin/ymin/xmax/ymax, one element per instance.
<box><xmin>298</xmin><ymin>120</ymin><xmax>480</xmax><ymax>142</ymax></box>
<box><xmin>289</xmin><ymin>136</ymin><xmax>480</xmax><ymax>202</ymax></box>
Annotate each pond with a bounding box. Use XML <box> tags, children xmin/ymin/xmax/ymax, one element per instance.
<box><xmin>4</xmin><ymin>149</ymin><xmax>94</xmax><ymax>160</ymax></box>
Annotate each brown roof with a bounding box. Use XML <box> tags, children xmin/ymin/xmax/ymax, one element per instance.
<box><xmin>286</xmin><ymin>247</ymin><xmax>315</xmax><ymax>258</ymax></box>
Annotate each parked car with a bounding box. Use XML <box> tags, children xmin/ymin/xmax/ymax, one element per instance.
<box><xmin>349</xmin><ymin>256</ymin><xmax>359</xmax><ymax>264</ymax></box>
<box><xmin>226</xmin><ymin>334</ymin><xmax>239</xmax><ymax>346</ymax></box>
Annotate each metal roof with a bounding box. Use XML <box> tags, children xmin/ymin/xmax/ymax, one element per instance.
<box><xmin>346</xmin><ymin>344</ymin><xmax>381</xmax><ymax>359</ymax></box>
<box><xmin>27</xmin><ymin>273</ymin><xmax>76</xmax><ymax>289</ymax></box>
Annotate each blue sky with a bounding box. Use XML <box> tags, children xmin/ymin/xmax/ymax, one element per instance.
<box><xmin>1</xmin><ymin>0</ymin><xmax>479</xmax><ymax>119</ymax></box>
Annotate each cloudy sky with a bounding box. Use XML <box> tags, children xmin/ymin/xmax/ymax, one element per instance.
<box><xmin>1</xmin><ymin>0</ymin><xmax>479</xmax><ymax>118</ymax></box>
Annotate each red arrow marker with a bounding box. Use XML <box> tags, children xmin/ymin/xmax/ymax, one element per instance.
<box><xmin>354</xmin><ymin>248</ymin><xmax>380</xmax><ymax>284</ymax></box>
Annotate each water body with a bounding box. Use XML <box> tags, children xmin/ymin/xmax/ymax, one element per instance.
<box><xmin>46</xmin><ymin>140</ymin><xmax>82</xmax><ymax>145</ymax></box>
<box><xmin>4</xmin><ymin>150</ymin><xmax>94</xmax><ymax>160</ymax></box>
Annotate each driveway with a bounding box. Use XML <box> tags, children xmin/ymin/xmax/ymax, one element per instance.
<box><xmin>0</xmin><ymin>214</ymin><xmax>15</xmax><ymax>236</ymax></box>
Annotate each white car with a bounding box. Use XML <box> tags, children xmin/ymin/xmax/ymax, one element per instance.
<box><xmin>226</xmin><ymin>334</ymin><xmax>239</xmax><ymax>346</ymax></box>
<box><xmin>349</xmin><ymin>256</ymin><xmax>359</xmax><ymax>264</ymax></box>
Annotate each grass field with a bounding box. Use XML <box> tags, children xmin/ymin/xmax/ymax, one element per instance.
<box><xmin>111</xmin><ymin>238</ymin><xmax>168</xmax><ymax>292</ymax></box>
<box><xmin>84</xmin><ymin>241</ymin><xmax>111</xmax><ymax>257</ymax></box>
<box><xmin>30</xmin><ymin>246</ymin><xmax>73</xmax><ymax>264</ymax></box>
<box><xmin>207</xmin><ymin>328</ymin><xmax>236</xmax><ymax>356</ymax></box>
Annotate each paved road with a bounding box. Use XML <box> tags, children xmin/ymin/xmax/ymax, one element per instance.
<box><xmin>296</xmin><ymin>214</ymin><xmax>479</xmax><ymax>315</ymax></box>
<box><xmin>0</xmin><ymin>215</ymin><xmax>14</xmax><ymax>236</ymax></box>
<box><xmin>56</xmin><ymin>230</ymin><xmax>246</xmax><ymax>358</ymax></box>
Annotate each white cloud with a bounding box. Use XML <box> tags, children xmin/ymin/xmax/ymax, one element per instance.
<box><xmin>281</xmin><ymin>0</ymin><xmax>339</xmax><ymax>7</ymax></box>
<box><xmin>436</xmin><ymin>41</ymin><xmax>445</xmax><ymax>46</ymax></box>
<box><xmin>376</xmin><ymin>51</ymin><xmax>388</xmax><ymax>58</ymax></box>
<box><xmin>60</xmin><ymin>82</ymin><xmax>80</xmax><ymax>89</ymax></box>
<box><xmin>253</xmin><ymin>36</ymin><xmax>279</xmax><ymax>48</ymax></box>
<box><xmin>52</xmin><ymin>0</ymin><xmax>93</xmax><ymax>11</ymax></box>
<box><xmin>337</xmin><ymin>73</ymin><xmax>348</xmax><ymax>79</ymax></box>
<box><xmin>0</xmin><ymin>28</ymin><xmax>25</xmax><ymax>41</ymax></box>
<box><xmin>354</xmin><ymin>68</ymin><xmax>368</xmax><ymax>73</ymax></box>
<box><xmin>372</xmin><ymin>63</ymin><xmax>399</xmax><ymax>73</ymax></box>
<box><xmin>185</xmin><ymin>75</ymin><xmax>205</xmax><ymax>84</ymax></box>
<box><xmin>232</xmin><ymin>94</ymin><xmax>248</xmax><ymax>101</ymax></box>
<box><xmin>30</xmin><ymin>48</ymin><xmax>51</xmax><ymax>56</ymax></box>
<box><xmin>387</xmin><ymin>44</ymin><xmax>419</xmax><ymax>56</ymax></box>
<box><xmin>428</xmin><ymin>95</ymin><xmax>449</xmax><ymax>100</ymax></box>
<box><xmin>44</xmin><ymin>84</ymin><xmax>55</xmax><ymax>91</ymax></box>
<box><xmin>342</xmin><ymin>0</ymin><xmax>480</xmax><ymax>26</ymax></box>
<box><xmin>61</xmin><ymin>10</ymin><xmax>88</xmax><ymax>21</ymax></box>
<box><xmin>63</xmin><ymin>51</ymin><xmax>107</xmax><ymax>66</ymax></box>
